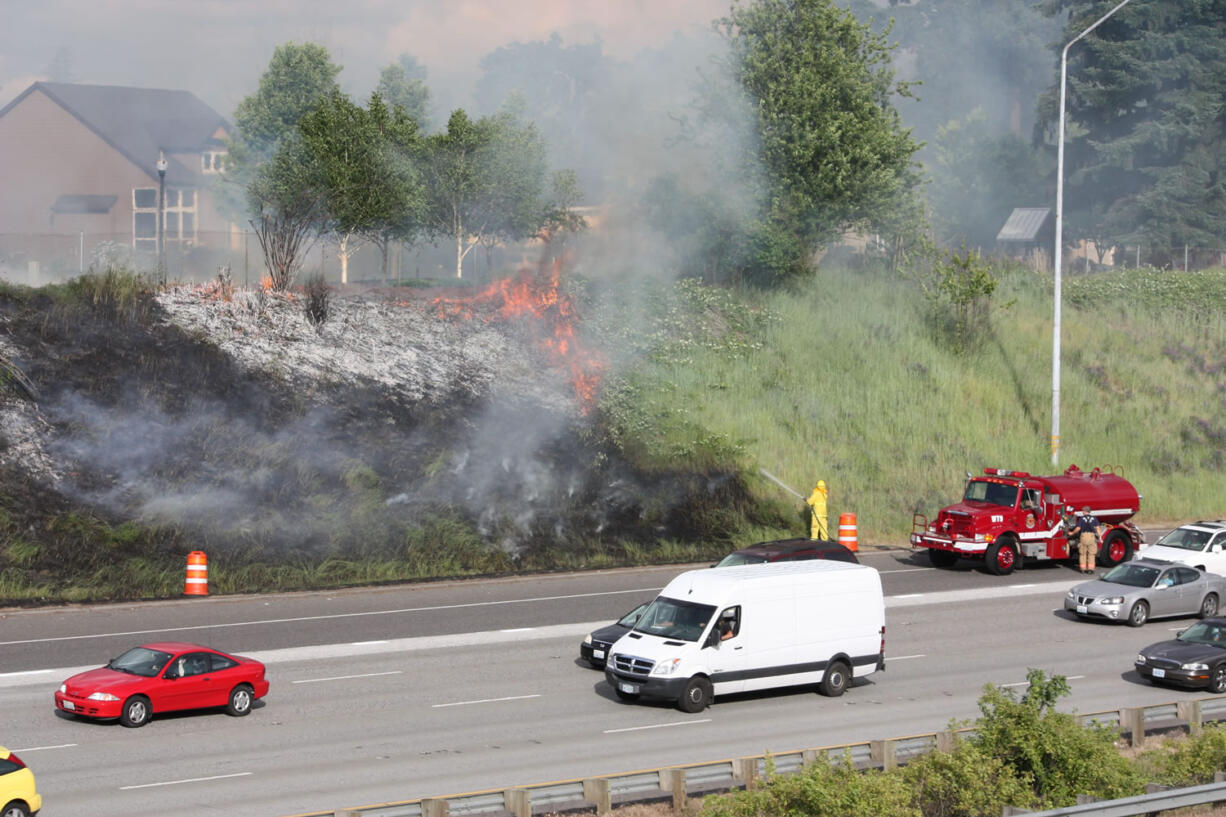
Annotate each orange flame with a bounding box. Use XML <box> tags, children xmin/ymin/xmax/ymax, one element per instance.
<box><xmin>434</xmin><ymin>259</ymin><xmax>605</xmax><ymax>412</ymax></box>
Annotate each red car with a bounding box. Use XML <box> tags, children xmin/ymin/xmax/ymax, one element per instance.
<box><xmin>55</xmin><ymin>642</ymin><xmax>269</xmax><ymax>728</ymax></box>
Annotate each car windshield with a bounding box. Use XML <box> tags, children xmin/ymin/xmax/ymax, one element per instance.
<box><xmin>963</xmin><ymin>480</ymin><xmax>1018</xmax><ymax>508</ymax></box>
<box><xmin>616</xmin><ymin>603</ymin><xmax>649</xmax><ymax>628</ymax></box>
<box><xmin>715</xmin><ymin>552</ymin><xmax>769</xmax><ymax>567</ymax></box>
<box><xmin>632</xmin><ymin>597</ymin><xmax>716</xmax><ymax>642</ymax></box>
<box><xmin>107</xmin><ymin>646</ymin><xmax>173</xmax><ymax>677</ymax></box>
<box><xmin>1102</xmin><ymin>563</ymin><xmax>1160</xmax><ymax>588</ymax></box>
<box><xmin>1155</xmin><ymin>528</ymin><xmax>1212</xmax><ymax>552</ymax></box>
<box><xmin>1177</xmin><ymin>622</ymin><xmax>1226</xmax><ymax>646</ymax></box>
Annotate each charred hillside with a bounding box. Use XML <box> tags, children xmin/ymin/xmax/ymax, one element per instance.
<box><xmin>0</xmin><ymin>271</ymin><xmax>777</xmax><ymax>603</ymax></box>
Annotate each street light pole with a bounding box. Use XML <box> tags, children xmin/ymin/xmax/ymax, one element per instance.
<box><xmin>1051</xmin><ymin>0</ymin><xmax>1134</xmax><ymax>466</ymax></box>
<box><xmin>156</xmin><ymin>149</ymin><xmax>168</xmax><ymax>286</ymax></box>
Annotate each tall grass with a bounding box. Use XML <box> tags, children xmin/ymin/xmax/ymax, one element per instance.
<box><xmin>603</xmin><ymin>262</ymin><xmax>1226</xmax><ymax>543</ymax></box>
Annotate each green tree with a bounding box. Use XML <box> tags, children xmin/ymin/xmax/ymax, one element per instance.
<box><xmin>223</xmin><ymin>42</ymin><xmax>342</xmax><ymax>287</ymax></box>
<box><xmin>422</xmin><ymin>107</ymin><xmax>550</xmax><ymax>279</ymax></box>
<box><xmin>299</xmin><ymin>91</ymin><xmax>428</xmax><ymax>284</ymax></box>
<box><xmin>376</xmin><ymin>55</ymin><xmax>431</xmax><ymax>129</ymax></box>
<box><xmin>1038</xmin><ymin>0</ymin><xmax>1226</xmax><ymax>265</ymax></box>
<box><xmin>716</xmin><ymin>0</ymin><xmax>924</xmax><ymax>287</ymax></box>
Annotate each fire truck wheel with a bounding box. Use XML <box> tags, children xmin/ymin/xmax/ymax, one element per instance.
<box><xmin>928</xmin><ymin>550</ymin><xmax>958</xmax><ymax>569</ymax></box>
<box><xmin>1127</xmin><ymin>600</ymin><xmax>1149</xmax><ymax>627</ymax></box>
<box><xmin>986</xmin><ymin>539</ymin><xmax>1018</xmax><ymax>576</ymax></box>
<box><xmin>1200</xmin><ymin>593</ymin><xmax>1219</xmax><ymax>619</ymax></box>
<box><xmin>1098</xmin><ymin>530</ymin><xmax>1133</xmax><ymax>567</ymax></box>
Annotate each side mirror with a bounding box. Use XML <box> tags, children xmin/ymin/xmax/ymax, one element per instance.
<box><xmin>1212</xmin><ymin>544</ymin><xmax>1222</xmax><ymax>553</ymax></box>
<box><xmin>703</xmin><ymin>630</ymin><xmax>721</xmax><ymax>649</ymax></box>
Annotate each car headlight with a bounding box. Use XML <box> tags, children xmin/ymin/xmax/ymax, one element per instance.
<box><xmin>1103</xmin><ymin>597</ymin><xmax>1124</xmax><ymax>605</ymax></box>
<box><xmin>59</xmin><ymin>683</ymin><xmax>67</xmax><ymax>693</ymax></box>
<box><xmin>1135</xmin><ymin>654</ymin><xmax>1147</xmax><ymax>665</ymax></box>
<box><xmin>87</xmin><ymin>692</ymin><xmax>120</xmax><ymax>701</ymax></box>
<box><xmin>1182</xmin><ymin>662</ymin><xmax>1210</xmax><ymax>671</ymax></box>
<box><xmin>651</xmin><ymin>658</ymin><xmax>682</xmax><ymax>677</ymax></box>
<box><xmin>583</xmin><ymin>633</ymin><xmax>592</xmax><ymax>645</ymax></box>
<box><xmin>1067</xmin><ymin>589</ymin><xmax>1075</xmax><ymax>599</ymax></box>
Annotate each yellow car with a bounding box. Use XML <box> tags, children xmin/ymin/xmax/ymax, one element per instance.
<box><xmin>0</xmin><ymin>746</ymin><xmax>41</xmax><ymax>817</ymax></box>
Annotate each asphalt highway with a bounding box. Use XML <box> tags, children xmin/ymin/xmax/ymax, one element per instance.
<box><xmin>0</xmin><ymin>534</ymin><xmax>1195</xmax><ymax>817</ymax></box>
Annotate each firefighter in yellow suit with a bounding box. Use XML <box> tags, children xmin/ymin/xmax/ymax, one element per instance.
<box><xmin>807</xmin><ymin>480</ymin><xmax>829</xmax><ymax>540</ymax></box>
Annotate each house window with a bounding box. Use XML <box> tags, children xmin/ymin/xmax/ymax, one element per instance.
<box><xmin>202</xmin><ymin>151</ymin><xmax>226</xmax><ymax>174</ymax></box>
<box><xmin>131</xmin><ymin>186</ymin><xmax>199</xmax><ymax>250</ymax></box>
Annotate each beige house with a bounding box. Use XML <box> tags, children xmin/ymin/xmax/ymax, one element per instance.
<box><xmin>0</xmin><ymin>81</ymin><xmax>236</xmax><ymax>281</ymax></box>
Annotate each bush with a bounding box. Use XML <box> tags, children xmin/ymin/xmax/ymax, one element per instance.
<box><xmin>701</xmin><ymin>755</ymin><xmax>918</xmax><ymax>817</ymax></box>
<box><xmin>902</xmin><ymin>735</ymin><xmax>1034</xmax><ymax>817</ymax></box>
<box><xmin>1155</xmin><ymin>723</ymin><xmax>1226</xmax><ymax>786</ymax></box>
<box><xmin>971</xmin><ymin>669</ymin><xmax>1145</xmax><ymax>807</ymax></box>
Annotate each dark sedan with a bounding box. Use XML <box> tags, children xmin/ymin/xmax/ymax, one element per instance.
<box><xmin>580</xmin><ymin>602</ymin><xmax>648</xmax><ymax>668</ymax></box>
<box><xmin>1135</xmin><ymin>618</ymin><xmax>1226</xmax><ymax>692</ymax></box>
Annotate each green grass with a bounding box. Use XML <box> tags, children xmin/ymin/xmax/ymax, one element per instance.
<box><xmin>599</xmin><ymin>261</ymin><xmax>1226</xmax><ymax>544</ymax></box>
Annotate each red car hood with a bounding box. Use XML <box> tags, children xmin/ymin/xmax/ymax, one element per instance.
<box><xmin>63</xmin><ymin>666</ymin><xmax>150</xmax><ymax>695</ymax></box>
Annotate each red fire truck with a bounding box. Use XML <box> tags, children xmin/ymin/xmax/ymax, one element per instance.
<box><xmin>910</xmin><ymin>465</ymin><xmax>1144</xmax><ymax>575</ymax></box>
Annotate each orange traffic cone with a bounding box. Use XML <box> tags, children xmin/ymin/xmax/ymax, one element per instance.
<box><xmin>185</xmin><ymin>551</ymin><xmax>208</xmax><ymax>596</ymax></box>
<box><xmin>837</xmin><ymin>513</ymin><xmax>859</xmax><ymax>552</ymax></box>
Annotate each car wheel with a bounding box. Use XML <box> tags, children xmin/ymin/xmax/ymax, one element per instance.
<box><xmin>928</xmin><ymin>549</ymin><xmax>958</xmax><ymax>569</ymax></box>
<box><xmin>986</xmin><ymin>538</ymin><xmax>1018</xmax><ymax>576</ymax></box>
<box><xmin>820</xmin><ymin>660</ymin><xmax>851</xmax><ymax>697</ymax></box>
<box><xmin>677</xmin><ymin>677</ymin><xmax>712</xmax><ymax>713</ymax></box>
<box><xmin>1211</xmin><ymin>666</ymin><xmax>1226</xmax><ymax>694</ymax></box>
<box><xmin>1127</xmin><ymin>600</ymin><xmax>1150</xmax><ymax>627</ymax></box>
<box><xmin>1201</xmin><ymin>593</ymin><xmax>1220</xmax><ymax>619</ymax></box>
<box><xmin>120</xmin><ymin>694</ymin><xmax>151</xmax><ymax>728</ymax></box>
<box><xmin>614</xmin><ymin>688</ymin><xmax>639</xmax><ymax>703</ymax></box>
<box><xmin>2</xmin><ymin>801</ymin><xmax>31</xmax><ymax>817</ymax></box>
<box><xmin>226</xmin><ymin>683</ymin><xmax>254</xmax><ymax>716</ymax></box>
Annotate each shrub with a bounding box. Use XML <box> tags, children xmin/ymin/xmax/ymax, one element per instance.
<box><xmin>303</xmin><ymin>273</ymin><xmax>331</xmax><ymax>329</ymax></box>
<box><xmin>902</xmin><ymin>734</ymin><xmax>1034</xmax><ymax>817</ymax></box>
<box><xmin>701</xmin><ymin>755</ymin><xmax>918</xmax><ymax>817</ymax></box>
<box><xmin>1156</xmin><ymin>723</ymin><xmax>1226</xmax><ymax>786</ymax></box>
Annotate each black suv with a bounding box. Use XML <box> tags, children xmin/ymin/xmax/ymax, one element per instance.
<box><xmin>715</xmin><ymin>537</ymin><xmax>858</xmax><ymax>567</ymax></box>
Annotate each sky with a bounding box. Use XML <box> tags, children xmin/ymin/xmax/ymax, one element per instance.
<box><xmin>1</xmin><ymin>0</ymin><xmax>727</xmax><ymax>119</ymax></box>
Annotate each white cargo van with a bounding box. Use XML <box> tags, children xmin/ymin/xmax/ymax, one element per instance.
<box><xmin>603</xmin><ymin>560</ymin><xmax>885</xmax><ymax>712</ymax></box>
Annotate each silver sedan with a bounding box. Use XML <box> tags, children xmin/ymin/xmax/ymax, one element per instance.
<box><xmin>1065</xmin><ymin>557</ymin><xmax>1226</xmax><ymax>627</ymax></box>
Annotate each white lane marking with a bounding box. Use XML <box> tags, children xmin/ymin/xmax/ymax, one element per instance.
<box><xmin>893</xmin><ymin>594</ymin><xmax>923</xmax><ymax>599</ymax></box>
<box><xmin>1002</xmin><ymin>674</ymin><xmax>1085</xmax><ymax>688</ymax></box>
<box><xmin>500</xmin><ymin>628</ymin><xmax>535</xmax><ymax>633</ymax></box>
<box><xmin>0</xmin><ymin>669</ymin><xmax>53</xmax><ymax>677</ymax></box>
<box><xmin>878</xmin><ymin>568</ymin><xmax>935</xmax><ymax>574</ymax></box>
<box><xmin>887</xmin><ymin>581</ymin><xmax>1077</xmax><ymax>609</ymax></box>
<box><xmin>433</xmin><ymin>694</ymin><xmax>541</xmax><ymax>708</ymax></box>
<box><xmin>0</xmin><ymin>587</ymin><xmax>665</xmax><ymax>647</ymax></box>
<box><xmin>120</xmin><ymin>772</ymin><xmax>252</xmax><ymax>790</ymax></box>
<box><xmin>292</xmin><ymin>670</ymin><xmax>403</xmax><ymax>685</ymax></box>
<box><xmin>13</xmin><ymin>743</ymin><xmax>76</xmax><ymax>752</ymax></box>
<box><xmin>889</xmin><ymin>654</ymin><xmax>925</xmax><ymax>661</ymax></box>
<box><xmin>604</xmin><ymin>719</ymin><xmax>712</xmax><ymax>734</ymax></box>
<box><xmin>349</xmin><ymin>640</ymin><xmax>388</xmax><ymax>646</ymax></box>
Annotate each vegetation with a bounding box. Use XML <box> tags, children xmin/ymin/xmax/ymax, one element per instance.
<box><xmin>685</xmin><ymin>670</ymin><xmax>1226</xmax><ymax>817</ymax></box>
<box><xmin>712</xmin><ymin>0</ymin><xmax>923</xmax><ymax>287</ymax></box>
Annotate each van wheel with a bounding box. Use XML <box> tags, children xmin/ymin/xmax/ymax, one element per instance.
<box><xmin>820</xmin><ymin>660</ymin><xmax>851</xmax><ymax>697</ymax></box>
<box><xmin>678</xmin><ymin>677</ymin><xmax>712</xmax><ymax>713</ymax></box>
<box><xmin>614</xmin><ymin>688</ymin><xmax>639</xmax><ymax>703</ymax></box>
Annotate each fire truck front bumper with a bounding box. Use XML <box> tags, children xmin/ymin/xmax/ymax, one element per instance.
<box><xmin>910</xmin><ymin>532</ymin><xmax>987</xmax><ymax>554</ymax></box>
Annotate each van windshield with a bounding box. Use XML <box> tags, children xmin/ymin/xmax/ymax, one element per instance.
<box><xmin>632</xmin><ymin>597</ymin><xmax>717</xmax><ymax>642</ymax></box>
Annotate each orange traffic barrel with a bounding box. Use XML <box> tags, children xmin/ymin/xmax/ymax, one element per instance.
<box><xmin>185</xmin><ymin>551</ymin><xmax>208</xmax><ymax>596</ymax></box>
<box><xmin>837</xmin><ymin>513</ymin><xmax>859</xmax><ymax>552</ymax></box>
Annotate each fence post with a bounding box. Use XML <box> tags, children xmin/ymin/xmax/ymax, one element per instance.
<box><xmin>1178</xmin><ymin>700</ymin><xmax>1203</xmax><ymax>734</ymax></box>
<box><xmin>668</xmin><ymin>769</ymin><xmax>687</xmax><ymax>814</ymax></box>
<box><xmin>936</xmin><ymin>731</ymin><xmax>957</xmax><ymax>753</ymax></box>
<box><xmin>503</xmin><ymin>788</ymin><xmax>529</xmax><ymax>817</ymax></box>
<box><xmin>734</xmin><ymin>757</ymin><xmax>759</xmax><ymax>788</ymax></box>
<box><xmin>1124</xmin><ymin>707</ymin><xmax>1146</xmax><ymax>747</ymax></box>
<box><xmin>583</xmin><ymin>778</ymin><xmax>611</xmax><ymax>814</ymax></box>
<box><xmin>421</xmin><ymin>798</ymin><xmax>450</xmax><ymax>817</ymax></box>
<box><xmin>870</xmin><ymin>739</ymin><xmax>897</xmax><ymax>771</ymax></box>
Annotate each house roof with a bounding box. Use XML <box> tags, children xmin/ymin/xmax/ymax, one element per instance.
<box><xmin>996</xmin><ymin>207</ymin><xmax>1052</xmax><ymax>242</ymax></box>
<box><xmin>0</xmin><ymin>81</ymin><xmax>229</xmax><ymax>184</ymax></box>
